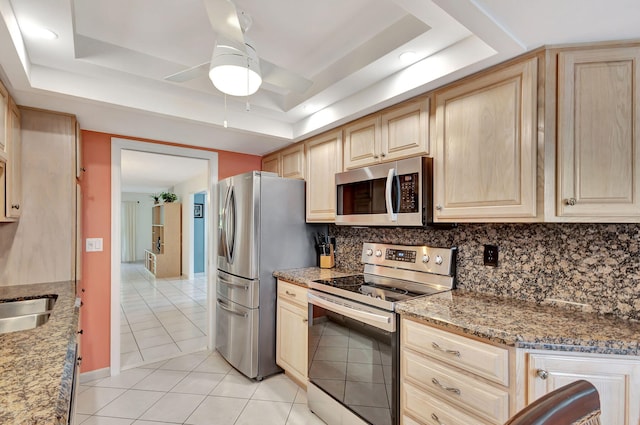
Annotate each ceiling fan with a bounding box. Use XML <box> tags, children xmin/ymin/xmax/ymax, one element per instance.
<box><xmin>164</xmin><ymin>0</ymin><xmax>313</xmax><ymax>96</ymax></box>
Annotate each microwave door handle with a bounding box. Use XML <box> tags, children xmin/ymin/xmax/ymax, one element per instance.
<box><xmin>385</xmin><ymin>168</ymin><xmax>398</xmax><ymax>222</ymax></box>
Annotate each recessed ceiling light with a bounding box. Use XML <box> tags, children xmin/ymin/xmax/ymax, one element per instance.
<box><xmin>303</xmin><ymin>104</ymin><xmax>314</xmax><ymax>112</ymax></box>
<box><xmin>21</xmin><ymin>23</ymin><xmax>58</xmax><ymax>40</ymax></box>
<box><xmin>399</xmin><ymin>51</ymin><xmax>417</xmax><ymax>64</ymax></box>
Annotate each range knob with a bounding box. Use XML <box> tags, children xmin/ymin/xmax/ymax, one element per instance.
<box><xmin>435</xmin><ymin>255</ymin><xmax>443</xmax><ymax>265</ymax></box>
<box><xmin>375</xmin><ymin>249</ymin><xmax>383</xmax><ymax>257</ymax></box>
<box><xmin>366</xmin><ymin>249</ymin><xmax>373</xmax><ymax>256</ymax></box>
<box><xmin>422</xmin><ymin>255</ymin><xmax>430</xmax><ymax>263</ymax></box>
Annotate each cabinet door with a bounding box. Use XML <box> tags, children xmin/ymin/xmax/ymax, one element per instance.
<box><xmin>0</xmin><ymin>80</ymin><xmax>8</xmax><ymax>160</ymax></box>
<box><xmin>281</xmin><ymin>144</ymin><xmax>305</xmax><ymax>179</ymax></box>
<box><xmin>305</xmin><ymin>130</ymin><xmax>342</xmax><ymax>222</ymax></box>
<box><xmin>261</xmin><ymin>153</ymin><xmax>280</xmax><ymax>175</ymax></box>
<box><xmin>434</xmin><ymin>57</ymin><xmax>538</xmax><ymax>221</ymax></box>
<box><xmin>343</xmin><ymin>115</ymin><xmax>381</xmax><ymax>169</ymax></box>
<box><xmin>382</xmin><ymin>98</ymin><xmax>429</xmax><ymax>161</ymax></box>
<box><xmin>6</xmin><ymin>99</ymin><xmax>21</xmax><ymax>218</ymax></box>
<box><xmin>528</xmin><ymin>352</ymin><xmax>640</xmax><ymax>425</ymax></box>
<box><xmin>276</xmin><ymin>297</ymin><xmax>308</xmax><ymax>385</ymax></box>
<box><xmin>557</xmin><ymin>47</ymin><xmax>640</xmax><ymax>218</ymax></box>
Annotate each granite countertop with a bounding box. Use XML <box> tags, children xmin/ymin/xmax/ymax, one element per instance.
<box><xmin>274</xmin><ymin>267</ymin><xmax>640</xmax><ymax>357</ymax></box>
<box><xmin>273</xmin><ymin>267</ymin><xmax>361</xmax><ymax>287</ymax></box>
<box><xmin>0</xmin><ymin>281</ymin><xmax>80</xmax><ymax>425</ymax></box>
<box><xmin>396</xmin><ymin>289</ymin><xmax>640</xmax><ymax>356</ymax></box>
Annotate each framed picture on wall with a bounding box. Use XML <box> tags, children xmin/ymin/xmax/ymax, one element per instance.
<box><xmin>194</xmin><ymin>203</ymin><xmax>203</xmax><ymax>218</ymax></box>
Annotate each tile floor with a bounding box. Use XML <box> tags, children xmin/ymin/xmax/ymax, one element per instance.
<box><xmin>75</xmin><ymin>350</ymin><xmax>326</xmax><ymax>425</ymax></box>
<box><xmin>120</xmin><ymin>262</ymin><xmax>209</xmax><ymax>369</ymax></box>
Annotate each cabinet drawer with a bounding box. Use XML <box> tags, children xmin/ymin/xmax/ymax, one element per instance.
<box><xmin>402</xmin><ymin>319</ymin><xmax>509</xmax><ymax>386</ymax></box>
<box><xmin>403</xmin><ymin>382</ymin><xmax>491</xmax><ymax>425</ymax></box>
<box><xmin>402</xmin><ymin>349</ymin><xmax>509</xmax><ymax>424</ymax></box>
<box><xmin>277</xmin><ymin>280</ymin><xmax>308</xmax><ymax>309</ymax></box>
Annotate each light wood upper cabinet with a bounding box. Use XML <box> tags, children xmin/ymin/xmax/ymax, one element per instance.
<box><xmin>434</xmin><ymin>57</ymin><xmax>538</xmax><ymax>222</ymax></box>
<box><xmin>261</xmin><ymin>153</ymin><xmax>280</xmax><ymax>175</ymax></box>
<box><xmin>261</xmin><ymin>144</ymin><xmax>305</xmax><ymax>179</ymax></box>
<box><xmin>343</xmin><ymin>115</ymin><xmax>381</xmax><ymax>169</ymax></box>
<box><xmin>344</xmin><ymin>98</ymin><xmax>429</xmax><ymax>170</ymax></box>
<box><xmin>305</xmin><ymin>130</ymin><xmax>342</xmax><ymax>222</ymax></box>
<box><xmin>281</xmin><ymin>144</ymin><xmax>305</xmax><ymax>179</ymax></box>
<box><xmin>0</xmin><ymin>80</ymin><xmax>8</xmax><ymax>161</ymax></box>
<box><xmin>5</xmin><ymin>99</ymin><xmax>21</xmax><ymax>219</ymax></box>
<box><xmin>554</xmin><ymin>47</ymin><xmax>640</xmax><ymax>220</ymax></box>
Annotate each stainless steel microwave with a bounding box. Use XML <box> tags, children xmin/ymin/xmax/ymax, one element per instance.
<box><xmin>336</xmin><ymin>156</ymin><xmax>433</xmax><ymax>226</ymax></box>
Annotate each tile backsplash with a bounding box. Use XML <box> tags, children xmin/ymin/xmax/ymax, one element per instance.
<box><xmin>330</xmin><ymin>223</ymin><xmax>640</xmax><ymax>321</ymax></box>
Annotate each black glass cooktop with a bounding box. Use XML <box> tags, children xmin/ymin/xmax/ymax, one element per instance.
<box><xmin>312</xmin><ymin>275</ymin><xmax>425</xmax><ymax>303</ymax></box>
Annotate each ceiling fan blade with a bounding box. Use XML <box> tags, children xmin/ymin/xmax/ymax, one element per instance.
<box><xmin>203</xmin><ymin>0</ymin><xmax>247</xmax><ymax>53</ymax></box>
<box><xmin>260</xmin><ymin>59</ymin><xmax>313</xmax><ymax>93</ymax></box>
<box><xmin>164</xmin><ymin>62</ymin><xmax>210</xmax><ymax>82</ymax></box>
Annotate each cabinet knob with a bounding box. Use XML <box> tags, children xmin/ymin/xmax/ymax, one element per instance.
<box><xmin>536</xmin><ymin>369</ymin><xmax>549</xmax><ymax>380</ymax></box>
<box><xmin>11</xmin><ymin>204</ymin><xmax>19</xmax><ymax>210</ymax></box>
<box><xmin>435</xmin><ymin>205</ymin><xmax>443</xmax><ymax>211</ymax></box>
<box><xmin>302</xmin><ymin>318</ymin><xmax>308</xmax><ymax>323</ymax></box>
<box><xmin>380</xmin><ymin>152</ymin><xmax>386</xmax><ymax>158</ymax></box>
<box><xmin>565</xmin><ymin>198</ymin><xmax>577</xmax><ymax>206</ymax></box>
<box><xmin>77</xmin><ymin>329</ymin><xmax>83</xmax><ymax>335</ymax></box>
<box><xmin>285</xmin><ymin>290</ymin><xmax>296</xmax><ymax>297</ymax></box>
<box><xmin>373</xmin><ymin>154</ymin><xmax>379</xmax><ymax>159</ymax></box>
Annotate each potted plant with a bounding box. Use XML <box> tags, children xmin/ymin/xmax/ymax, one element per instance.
<box><xmin>151</xmin><ymin>193</ymin><xmax>161</xmax><ymax>204</ymax></box>
<box><xmin>161</xmin><ymin>191</ymin><xmax>178</xmax><ymax>203</ymax></box>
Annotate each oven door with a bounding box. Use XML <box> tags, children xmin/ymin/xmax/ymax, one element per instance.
<box><xmin>308</xmin><ymin>290</ymin><xmax>399</xmax><ymax>425</ymax></box>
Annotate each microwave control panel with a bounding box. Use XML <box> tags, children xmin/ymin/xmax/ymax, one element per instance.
<box><xmin>399</xmin><ymin>173</ymin><xmax>419</xmax><ymax>213</ymax></box>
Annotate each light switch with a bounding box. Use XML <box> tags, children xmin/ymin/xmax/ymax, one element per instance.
<box><xmin>86</xmin><ymin>238</ymin><xmax>103</xmax><ymax>252</ymax></box>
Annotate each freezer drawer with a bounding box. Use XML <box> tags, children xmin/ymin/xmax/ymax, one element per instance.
<box><xmin>215</xmin><ymin>296</ymin><xmax>259</xmax><ymax>378</ymax></box>
<box><xmin>217</xmin><ymin>270</ymin><xmax>259</xmax><ymax>308</ymax></box>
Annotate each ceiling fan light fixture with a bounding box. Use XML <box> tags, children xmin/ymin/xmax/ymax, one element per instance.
<box><xmin>209</xmin><ymin>40</ymin><xmax>262</xmax><ymax>96</ymax></box>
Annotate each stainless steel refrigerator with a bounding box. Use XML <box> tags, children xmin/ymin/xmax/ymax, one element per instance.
<box><xmin>216</xmin><ymin>171</ymin><xmax>322</xmax><ymax>380</ymax></box>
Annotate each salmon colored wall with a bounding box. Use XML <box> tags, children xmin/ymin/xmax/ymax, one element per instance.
<box><xmin>79</xmin><ymin>130</ymin><xmax>261</xmax><ymax>373</ymax></box>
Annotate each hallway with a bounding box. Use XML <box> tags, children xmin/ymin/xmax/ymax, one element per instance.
<box><xmin>120</xmin><ymin>262</ymin><xmax>208</xmax><ymax>369</ymax></box>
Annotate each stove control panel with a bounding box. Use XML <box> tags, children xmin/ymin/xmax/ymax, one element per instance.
<box><xmin>361</xmin><ymin>242</ymin><xmax>457</xmax><ymax>277</ymax></box>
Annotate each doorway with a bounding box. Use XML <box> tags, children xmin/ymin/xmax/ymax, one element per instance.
<box><xmin>111</xmin><ymin>138</ymin><xmax>218</xmax><ymax>375</ymax></box>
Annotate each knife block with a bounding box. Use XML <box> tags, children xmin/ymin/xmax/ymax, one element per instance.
<box><xmin>320</xmin><ymin>244</ymin><xmax>335</xmax><ymax>269</ymax></box>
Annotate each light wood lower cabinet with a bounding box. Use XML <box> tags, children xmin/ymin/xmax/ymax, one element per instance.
<box><xmin>276</xmin><ymin>279</ymin><xmax>308</xmax><ymax>387</ymax></box>
<box><xmin>401</xmin><ymin>317</ymin><xmax>514</xmax><ymax>425</ymax></box>
<box><xmin>526</xmin><ymin>351</ymin><xmax>640</xmax><ymax>425</ymax></box>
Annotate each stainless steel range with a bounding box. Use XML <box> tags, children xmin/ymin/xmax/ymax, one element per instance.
<box><xmin>307</xmin><ymin>242</ymin><xmax>457</xmax><ymax>425</ymax></box>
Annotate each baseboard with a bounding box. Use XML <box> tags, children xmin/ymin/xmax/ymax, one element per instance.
<box><xmin>79</xmin><ymin>367</ymin><xmax>110</xmax><ymax>384</ymax></box>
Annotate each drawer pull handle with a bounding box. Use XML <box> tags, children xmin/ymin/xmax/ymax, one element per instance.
<box><xmin>285</xmin><ymin>290</ymin><xmax>296</xmax><ymax>297</ymax></box>
<box><xmin>431</xmin><ymin>378</ymin><xmax>461</xmax><ymax>395</ymax></box>
<box><xmin>432</xmin><ymin>342</ymin><xmax>460</xmax><ymax>357</ymax></box>
<box><xmin>536</xmin><ymin>369</ymin><xmax>549</xmax><ymax>380</ymax></box>
<box><xmin>431</xmin><ymin>413</ymin><xmax>446</xmax><ymax>425</ymax></box>
<box><xmin>302</xmin><ymin>318</ymin><xmax>308</xmax><ymax>323</ymax></box>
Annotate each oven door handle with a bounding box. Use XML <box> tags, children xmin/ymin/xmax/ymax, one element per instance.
<box><xmin>308</xmin><ymin>292</ymin><xmax>391</xmax><ymax>326</ymax></box>
<box><xmin>385</xmin><ymin>167</ymin><xmax>398</xmax><ymax>222</ymax></box>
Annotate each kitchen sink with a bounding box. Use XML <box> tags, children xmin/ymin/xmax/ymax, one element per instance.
<box><xmin>0</xmin><ymin>296</ymin><xmax>56</xmax><ymax>334</ymax></box>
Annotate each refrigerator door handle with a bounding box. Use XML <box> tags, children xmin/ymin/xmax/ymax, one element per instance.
<box><xmin>217</xmin><ymin>298</ymin><xmax>248</xmax><ymax>318</ymax></box>
<box><xmin>219</xmin><ymin>185</ymin><xmax>231</xmax><ymax>260</ymax></box>
<box><xmin>226</xmin><ymin>185</ymin><xmax>237</xmax><ymax>264</ymax></box>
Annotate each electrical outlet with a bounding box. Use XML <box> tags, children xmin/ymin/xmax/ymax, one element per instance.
<box><xmin>484</xmin><ymin>244</ymin><xmax>499</xmax><ymax>267</ymax></box>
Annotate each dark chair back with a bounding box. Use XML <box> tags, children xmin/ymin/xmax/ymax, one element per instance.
<box><xmin>505</xmin><ymin>380</ymin><xmax>601</xmax><ymax>425</ymax></box>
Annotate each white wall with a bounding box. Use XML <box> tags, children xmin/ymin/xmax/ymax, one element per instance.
<box><xmin>121</xmin><ymin>192</ymin><xmax>154</xmax><ymax>261</ymax></box>
<box><xmin>173</xmin><ymin>171</ymin><xmax>208</xmax><ymax>277</ymax></box>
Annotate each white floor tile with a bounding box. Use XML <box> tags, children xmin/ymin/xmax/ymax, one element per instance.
<box><xmin>74</xmin><ymin>413</ymin><xmax>91</xmax><ymax>424</ymax></box>
<box><xmin>93</xmin><ymin>368</ymin><xmax>154</xmax><ymax>389</ymax></box>
<box><xmin>132</xmin><ymin>369</ymin><xmax>189</xmax><ymax>392</ymax></box>
<box><xmin>140</xmin><ymin>342</ymin><xmax>181</xmax><ymax>362</ymax></box>
<box><xmin>159</xmin><ymin>352</ymin><xmax>209</xmax><ymax>371</ymax></box>
<box><xmin>184</xmin><ymin>396</ymin><xmax>247</xmax><ymax>425</ymax></box>
<box><xmin>210</xmin><ymin>373</ymin><xmax>260</xmax><ymax>399</ymax></box>
<box><xmin>286</xmin><ymin>403</ymin><xmax>327</xmax><ymax>425</ymax></box>
<box><xmin>234</xmin><ymin>400</ymin><xmax>291</xmax><ymax>425</ymax></box>
<box><xmin>193</xmin><ymin>354</ymin><xmax>233</xmax><ymax>374</ymax></box>
<box><xmin>77</xmin><ymin>417</ymin><xmax>134</xmax><ymax>425</ymax></box>
<box><xmin>176</xmin><ymin>336</ymin><xmax>208</xmax><ymax>352</ymax></box>
<box><xmin>252</xmin><ymin>375</ymin><xmax>299</xmax><ymax>403</ymax></box>
<box><xmin>75</xmin><ymin>387</ymin><xmax>128</xmax><ymax>415</ymax></box>
<box><xmin>121</xmin><ymin>351</ymin><xmax>144</xmax><ymax>369</ymax></box>
<box><xmin>170</xmin><ymin>371</ymin><xmax>225</xmax><ymax>395</ymax></box>
<box><xmin>139</xmin><ymin>393</ymin><xmax>206</xmax><ymax>423</ymax></box>
<box><xmin>94</xmin><ymin>389</ymin><xmax>164</xmax><ymax>419</ymax></box>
